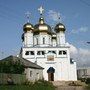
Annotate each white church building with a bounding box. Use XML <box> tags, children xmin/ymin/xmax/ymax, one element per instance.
<box><xmin>20</xmin><ymin>6</ymin><xmax>77</xmax><ymax>81</ymax></box>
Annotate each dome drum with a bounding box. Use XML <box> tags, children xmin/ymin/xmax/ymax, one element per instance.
<box><xmin>34</xmin><ymin>30</ymin><xmax>52</xmax><ymax>35</ymax></box>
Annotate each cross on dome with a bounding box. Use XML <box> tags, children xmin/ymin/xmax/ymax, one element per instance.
<box><xmin>58</xmin><ymin>16</ymin><xmax>60</xmax><ymax>20</ymax></box>
<box><xmin>57</xmin><ymin>13</ymin><xmax>61</xmax><ymax>22</ymax></box>
<box><xmin>38</xmin><ymin>6</ymin><xmax>44</xmax><ymax>15</ymax></box>
<box><xmin>58</xmin><ymin>16</ymin><xmax>61</xmax><ymax>23</ymax></box>
<box><xmin>25</xmin><ymin>11</ymin><xmax>31</xmax><ymax>22</ymax></box>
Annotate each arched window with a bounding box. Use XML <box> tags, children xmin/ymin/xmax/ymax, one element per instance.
<box><xmin>36</xmin><ymin>38</ymin><xmax>38</xmax><ymax>45</ymax></box>
<box><xmin>43</xmin><ymin>37</ymin><xmax>45</xmax><ymax>44</ymax></box>
<box><xmin>63</xmin><ymin>51</ymin><xmax>67</xmax><ymax>55</ymax></box>
<box><xmin>25</xmin><ymin>51</ymin><xmax>29</xmax><ymax>55</ymax></box>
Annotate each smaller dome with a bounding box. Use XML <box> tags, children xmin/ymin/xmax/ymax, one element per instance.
<box><xmin>23</xmin><ymin>23</ymin><xmax>33</xmax><ymax>32</ymax></box>
<box><xmin>55</xmin><ymin>23</ymin><xmax>65</xmax><ymax>33</ymax></box>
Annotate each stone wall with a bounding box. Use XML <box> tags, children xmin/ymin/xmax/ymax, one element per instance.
<box><xmin>0</xmin><ymin>73</ymin><xmax>26</xmax><ymax>84</ymax></box>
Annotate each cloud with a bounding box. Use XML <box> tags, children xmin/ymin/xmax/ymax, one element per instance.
<box><xmin>69</xmin><ymin>44</ymin><xmax>78</xmax><ymax>60</ymax></box>
<box><xmin>79</xmin><ymin>27</ymin><xmax>88</xmax><ymax>32</ymax></box>
<box><xmin>70</xmin><ymin>44</ymin><xmax>90</xmax><ymax>67</ymax></box>
<box><xmin>79</xmin><ymin>48</ymin><xmax>90</xmax><ymax>56</ymax></box>
<box><xmin>47</xmin><ymin>10</ymin><xmax>61</xmax><ymax>22</ymax></box>
<box><xmin>77</xmin><ymin>48</ymin><xmax>90</xmax><ymax>67</ymax></box>
<box><xmin>70</xmin><ymin>44</ymin><xmax>78</xmax><ymax>54</ymax></box>
<box><xmin>71</xmin><ymin>27</ymin><xmax>88</xmax><ymax>34</ymax></box>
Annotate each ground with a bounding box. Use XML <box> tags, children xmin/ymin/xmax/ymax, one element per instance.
<box><xmin>0</xmin><ymin>80</ymin><xmax>90</xmax><ymax>90</ymax></box>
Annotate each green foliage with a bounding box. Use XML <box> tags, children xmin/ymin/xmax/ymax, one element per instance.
<box><xmin>34</xmin><ymin>79</ymin><xmax>54</xmax><ymax>87</ymax></box>
<box><xmin>23</xmin><ymin>79</ymin><xmax>34</xmax><ymax>85</ymax></box>
<box><xmin>22</xmin><ymin>80</ymin><xmax>55</xmax><ymax>90</ymax></box>
<box><xmin>85</xmin><ymin>78</ymin><xmax>90</xmax><ymax>84</ymax></box>
<box><xmin>78</xmin><ymin>78</ymin><xmax>90</xmax><ymax>84</ymax></box>
<box><xmin>0</xmin><ymin>80</ymin><xmax>55</xmax><ymax>90</ymax></box>
<box><xmin>0</xmin><ymin>60</ymin><xmax>25</xmax><ymax>74</ymax></box>
<box><xmin>33</xmin><ymin>80</ymin><xmax>55</xmax><ymax>90</ymax></box>
<box><xmin>86</xmin><ymin>84</ymin><xmax>90</xmax><ymax>90</ymax></box>
<box><xmin>78</xmin><ymin>78</ymin><xmax>86</xmax><ymax>82</ymax></box>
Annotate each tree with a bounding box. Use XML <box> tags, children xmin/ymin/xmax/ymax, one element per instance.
<box><xmin>0</xmin><ymin>60</ymin><xmax>25</xmax><ymax>74</ymax></box>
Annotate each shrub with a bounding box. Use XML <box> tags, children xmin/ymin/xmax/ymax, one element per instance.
<box><xmin>0</xmin><ymin>60</ymin><xmax>25</xmax><ymax>74</ymax></box>
<box><xmin>78</xmin><ymin>78</ymin><xmax>86</xmax><ymax>82</ymax></box>
<box><xmin>23</xmin><ymin>80</ymin><xmax>33</xmax><ymax>86</ymax></box>
<box><xmin>85</xmin><ymin>78</ymin><xmax>90</xmax><ymax>84</ymax></box>
<box><xmin>23</xmin><ymin>80</ymin><xmax>55</xmax><ymax>90</ymax></box>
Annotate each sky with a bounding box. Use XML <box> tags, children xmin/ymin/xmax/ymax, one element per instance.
<box><xmin>0</xmin><ymin>0</ymin><xmax>90</xmax><ymax>67</ymax></box>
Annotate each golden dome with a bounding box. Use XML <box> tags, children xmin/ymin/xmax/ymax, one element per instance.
<box><xmin>34</xmin><ymin>17</ymin><xmax>52</xmax><ymax>35</ymax></box>
<box><xmin>23</xmin><ymin>23</ymin><xmax>34</xmax><ymax>32</ymax></box>
<box><xmin>55</xmin><ymin>23</ymin><xmax>65</xmax><ymax>33</ymax></box>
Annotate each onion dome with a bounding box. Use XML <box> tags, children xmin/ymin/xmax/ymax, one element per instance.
<box><xmin>23</xmin><ymin>23</ymin><xmax>34</xmax><ymax>32</ymax></box>
<box><xmin>34</xmin><ymin>17</ymin><xmax>52</xmax><ymax>35</ymax></box>
<box><xmin>54</xmin><ymin>23</ymin><xmax>65</xmax><ymax>33</ymax></box>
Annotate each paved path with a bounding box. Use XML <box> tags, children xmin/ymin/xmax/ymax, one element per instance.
<box><xmin>51</xmin><ymin>81</ymin><xmax>87</xmax><ymax>90</ymax></box>
<box><xmin>55</xmin><ymin>86</ymin><xmax>85</xmax><ymax>90</ymax></box>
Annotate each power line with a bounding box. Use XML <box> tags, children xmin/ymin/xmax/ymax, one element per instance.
<box><xmin>0</xmin><ymin>3</ymin><xmax>22</xmax><ymax>19</ymax></box>
<box><xmin>0</xmin><ymin>12</ymin><xmax>21</xmax><ymax>23</ymax></box>
<box><xmin>79</xmin><ymin>0</ymin><xmax>90</xmax><ymax>7</ymax></box>
<box><xmin>0</xmin><ymin>3</ymin><xmax>23</xmax><ymax>23</ymax></box>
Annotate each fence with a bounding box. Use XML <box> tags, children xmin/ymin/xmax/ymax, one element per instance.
<box><xmin>0</xmin><ymin>73</ymin><xmax>26</xmax><ymax>84</ymax></box>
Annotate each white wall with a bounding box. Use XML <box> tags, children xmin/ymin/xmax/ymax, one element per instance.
<box><xmin>57</xmin><ymin>31</ymin><xmax>65</xmax><ymax>46</ymax></box>
<box><xmin>24</xmin><ymin>31</ymin><xmax>33</xmax><ymax>47</ymax></box>
<box><xmin>25</xmin><ymin>68</ymin><xmax>43</xmax><ymax>82</ymax></box>
<box><xmin>22</xmin><ymin>46</ymin><xmax>77</xmax><ymax>81</ymax></box>
<box><xmin>34</xmin><ymin>33</ymin><xmax>51</xmax><ymax>47</ymax></box>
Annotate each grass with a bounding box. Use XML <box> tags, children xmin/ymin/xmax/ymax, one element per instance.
<box><xmin>85</xmin><ymin>84</ymin><xmax>90</xmax><ymax>90</ymax></box>
<box><xmin>0</xmin><ymin>80</ymin><xmax>55</xmax><ymax>90</ymax></box>
<box><xmin>0</xmin><ymin>85</ymin><xmax>55</xmax><ymax>90</ymax></box>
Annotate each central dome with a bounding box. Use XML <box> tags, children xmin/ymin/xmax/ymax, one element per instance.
<box><xmin>34</xmin><ymin>17</ymin><xmax>52</xmax><ymax>35</ymax></box>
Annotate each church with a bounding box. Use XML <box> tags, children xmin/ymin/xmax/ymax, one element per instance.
<box><xmin>20</xmin><ymin>6</ymin><xmax>77</xmax><ymax>81</ymax></box>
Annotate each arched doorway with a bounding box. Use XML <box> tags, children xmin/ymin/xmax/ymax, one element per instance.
<box><xmin>47</xmin><ymin>67</ymin><xmax>55</xmax><ymax>81</ymax></box>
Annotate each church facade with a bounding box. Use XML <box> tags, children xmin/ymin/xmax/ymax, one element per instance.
<box><xmin>20</xmin><ymin>6</ymin><xmax>77</xmax><ymax>81</ymax></box>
